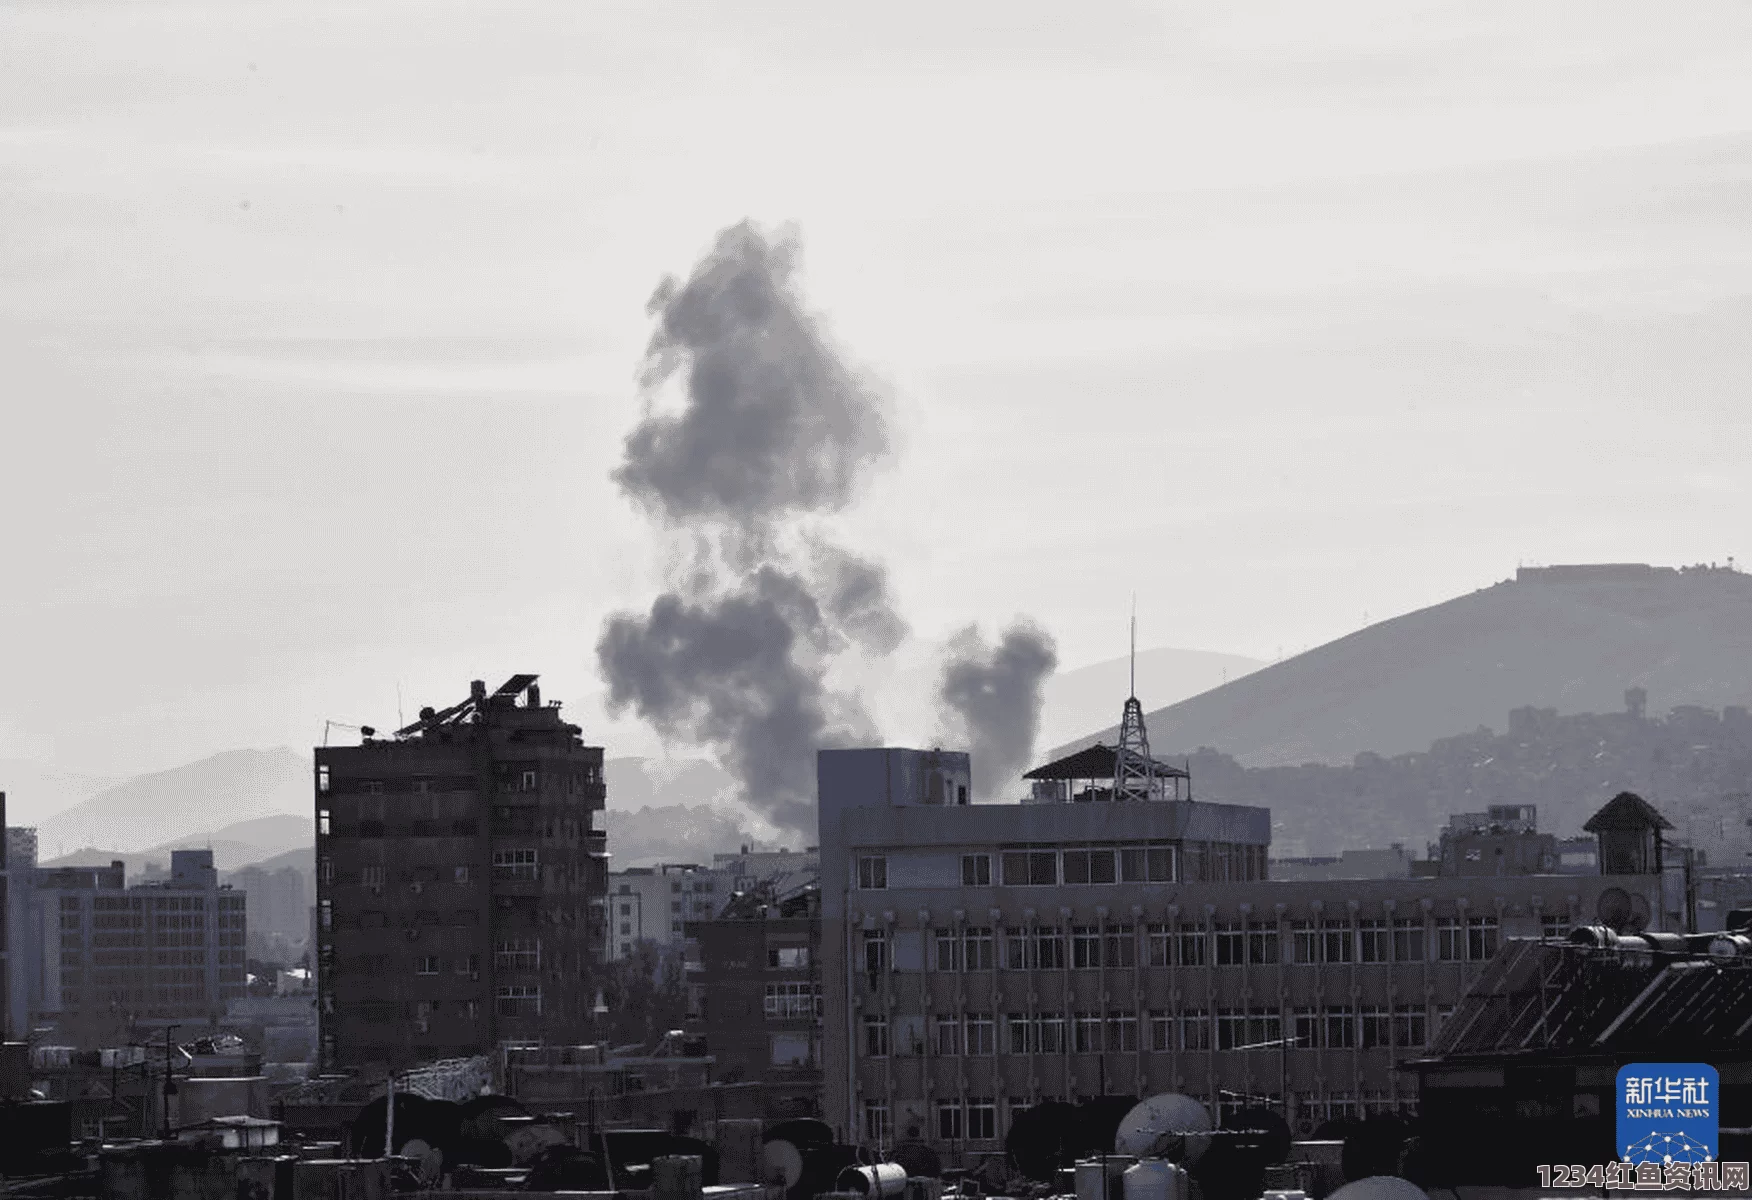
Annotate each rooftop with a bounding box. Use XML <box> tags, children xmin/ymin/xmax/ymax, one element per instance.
<box><xmin>1023</xmin><ymin>742</ymin><xmax>1189</xmax><ymax>782</ymax></box>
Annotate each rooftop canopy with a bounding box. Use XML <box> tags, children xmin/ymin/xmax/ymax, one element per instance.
<box><xmin>1583</xmin><ymin>790</ymin><xmax>1674</xmax><ymax>833</ymax></box>
<box><xmin>1024</xmin><ymin>742</ymin><xmax>1189</xmax><ymax>782</ymax></box>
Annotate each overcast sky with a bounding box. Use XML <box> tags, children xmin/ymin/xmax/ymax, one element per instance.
<box><xmin>4</xmin><ymin>1</ymin><xmax>1750</xmax><ymax>782</ymax></box>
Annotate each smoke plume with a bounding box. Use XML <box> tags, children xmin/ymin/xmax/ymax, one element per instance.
<box><xmin>597</xmin><ymin>221</ymin><xmax>903</xmax><ymax>837</ymax></box>
<box><xmin>936</xmin><ymin>622</ymin><xmax>1060</xmax><ymax>801</ymax></box>
<box><xmin>599</xmin><ymin>220</ymin><xmax>1058</xmax><ymax>834</ymax></box>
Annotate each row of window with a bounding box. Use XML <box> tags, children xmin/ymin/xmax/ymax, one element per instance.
<box><xmin>856</xmin><ymin>844</ymin><xmax>1267</xmax><ymax>892</ymax></box>
<box><xmin>764</xmin><ymin>981</ymin><xmax>825</xmax><ymax>1019</ymax></box>
<box><xmin>859</xmin><ymin>1004</ymin><xmax>1445</xmax><ymax>1058</ymax></box>
<box><xmin>861</xmin><ymin>916</ymin><xmax>1512</xmax><ymax>974</ymax></box>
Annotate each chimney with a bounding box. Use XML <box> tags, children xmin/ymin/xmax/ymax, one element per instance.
<box><xmin>470</xmin><ymin>680</ymin><xmax>487</xmax><ymax>702</ymax></box>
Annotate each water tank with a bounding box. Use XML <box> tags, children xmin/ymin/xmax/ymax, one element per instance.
<box><xmin>1078</xmin><ymin>1156</ymin><xmax>1137</xmax><ymax>1200</ymax></box>
<box><xmin>836</xmin><ymin>1164</ymin><xmax>907</xmax><ymax>1199</ymax></box>
<box><xmin>1124</xmin><ymin>1159</ymin><xmax>1183</xmax><ymax>1200</ymax></box>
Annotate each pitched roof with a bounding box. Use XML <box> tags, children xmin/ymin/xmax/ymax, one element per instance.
<box><xmin>1023</xmin><ymin>742</ymin><xmax>1189</xmax><ymax>781</ymax></box>
<box><xmin>1583</xmin><ymin>790</ymin><xmax>1674</xmax><ymax>833</ymax></box>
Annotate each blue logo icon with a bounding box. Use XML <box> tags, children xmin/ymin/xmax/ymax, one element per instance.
<box><xmin>1618</xmin><ymin>1063</ymin><xmax>1719</xmax><ymax>1165</ymax></box>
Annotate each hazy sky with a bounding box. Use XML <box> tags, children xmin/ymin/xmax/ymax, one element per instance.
<box><xmin>4</xmin><ymin>1</ymin><xmax>1751</xmax><ymax>781</ymax></box>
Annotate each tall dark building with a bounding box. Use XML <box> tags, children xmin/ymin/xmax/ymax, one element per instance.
<box><xmin>314</xmin><ymin>675</ymin><xmax>608</xmax><ymax>1071</ymax></box>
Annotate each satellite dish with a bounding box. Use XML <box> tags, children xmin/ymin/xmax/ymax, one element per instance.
<box><xmin>401</xmin><ymin>1140</ymin><xmax>444</xmax><ymax>1185</ymax></box>
<box><xmin>1596</xmin><ymin>887</ymin><xmax>1634</xmax><ymax>932</ymax></box>
<box><xmin>1115</xmin><ymin>1093</ymin><xmax>1213</xmax><ymax>1165</ymax></box>
<box><xmin>1626</xmin><ymin>893</ymin><xmax>1651</xmax><ymax>934</ymax></box>
<box><xmin>763</xmin><ymin>1140</ymin><xmax>804</xmax><ymax>1190</ymax></box>
<box><xmin>1326</xmin><ymin>1176</ymin><xmax>1428</xmax><ymax>1200</ymax></box>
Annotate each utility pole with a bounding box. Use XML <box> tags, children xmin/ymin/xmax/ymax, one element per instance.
<box><xmin>160</xmin><ymin>1025</ymin><xmax>180</xmax><ymax>1139</ymax></box>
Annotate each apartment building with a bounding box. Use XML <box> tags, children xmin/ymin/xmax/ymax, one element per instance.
<box><xmin>314</xmin><ymin>675</ymin><xmax>609</xmax><ymax>1071</ymax></box>
<box><xmin>29</xmin><ymin>849</ymin><xmax>247</xmax><ymax>1033</ymax></box>
<box><xmin>605</xmin><ymin>864</ymin><xmax>725</xmax><ymax>963</ymax></box>
<box><xmin>818</xmin><ymin>746</ymin><xmax>1670</xmax><ymax>1156</ymax></box>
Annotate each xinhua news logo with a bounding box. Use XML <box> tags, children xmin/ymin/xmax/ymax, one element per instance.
<box><xmin>1619</xmin><ymin>1063</ymin><xmax>1720</xmax><ymax>1166</ymax></box>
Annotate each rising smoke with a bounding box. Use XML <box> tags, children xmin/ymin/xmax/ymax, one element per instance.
<box><xmin>598</xmin><ymin>220</ymin><xmax>1052</xmax><ymax>836</ymax></box>
<box><xmin>936</xmin><ymin>622</ymin><xmax>1060</xmax><ymax>801</ymax></box>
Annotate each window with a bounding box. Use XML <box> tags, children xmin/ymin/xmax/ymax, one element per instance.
<box><xmin>1004</xmin><ymin>927</ymin><xmax>1030</xmax><ymax>970</ymax></box>
<box><xmin>1293</xmin><ymin>1007</ymin><xmax>1322</xmax><ymax>1050</ymax></box>
<box><xmin>454</xmin><ymin>865</ymin><xmax>473</xmax><ymax>885</ymax></box>
<box><xmin>1393</xmin><ymin>918</ymin><xmax>1425</xmax><ymax>961</ymax></box>
<box><xmin>967</xmin><ymin>1098</ymin><xmax>997</xmax><ymax>1141</ymax></box>
<box><xmin>1063</xmin><ymin>849</ymin><xmax>1116</xmax><ymax>885</ymax></box>
<box><xmin>1541</xmin><ymin>915</ymin><xmax>1570</xmax><ymax>940</ymax></box>
<box><xmin>1001</xmin><ymin>850</ymin><xmax>1057</xmax><ymax>886</ymax></box>
<box><xmin>1467</xmin><ymin>916</ymin><xmax>1499</xmax><ymax>961</ymax></box>
<box><xmin>1007</xmin><ymin>1013</ymin><xmax>1033</xmax><ymax>1054</ymax></box>
<box><xmin>961</xmin><ymin>854</ymin><xmax>992</xmax><ymax>886</ymax></box>
<box><xmin>1071</xmin><ymin>927</ymin><xmax>1102</xmax><ymax>969</ymax></box>
<box><xmin>495</xmin><ymin>937</ymin><xmax>540</xmax><ymax>971</ymax></box>
<box><xmin>1293</xmin><ymin>921</ymin><xmax>1319</xmax><ymax>964</ymax></box>
<box><xmin>1322</xmin><ymin>921</ymin><xmax>1354</xmax><ymax>964</ymax></box>
<box><xmin>1215</xmin><ymin>923</ymin><xmax>1245</xmax><ymax>966</ymax></box>
<box><xmin>1104</xmin><ymin>925</ymin><xmax>1135</xmax><ymax>968</ymax></box>
<box><xmin>1248</xmin><ymin>922</ymin><xmax>1279</xmax><ymax>965</ymax></box>
<box><xmin>318</xmin><ymin>766</ymin><xmax>330</xmax><ymax>794</ymax></box>
<box><xmin>1180</xmin><ymin>1009</ymin><xmax>1211</xmax><ymax>1051</ymax></box>
<box><xmin>1036</xmin><ymin>1013</ymin><xmax>1066</xmax><ymax>1053</ymax></box>
<box><xmin>520</xmin><ymin>769</ymin><xmax>538</xmax><ymax>791</ymax></box>
<box><xmin>365</xmin><ymin>780</ymin><xmax>383</xmax><ymax>795</ymax></box>
<box><xmin>1435</xmin><ymin>918</ymin><xmax>1464</xmax><ymax>962</ymax></box>
<box><xmin>1359</xmin><ymin>920</ymin><xmax>1388</xmax><ymax>963</ymax></box>
<box><xmin>966</xmin><ymin>1013</ymin><xmax>995</xmax><ymax>1055</ymax></box>
<box><xmin>863</xmin><ymin>1014</ymin><xmax>889</xmax><ymax>1057</ymax></box>
<box><xmin>318</xmin><ymin>900</ymin><xmax>332</xmax><ymax>930</ymax></box>
<box><xmin>936</xmin><ymin>1100</ymin><xmax>963</xmax><ymax>1141</ymax></box>
<box><xmin>1177</xmin><ymin>924</ymin><xmax>1207</xmax><ymax>967</ymax></box>
<box><xmin>1149</xmin><ymin>1010</ymin><xmax>1174</xmax><ymax>1052</ymax></box>
<box><xmin>1147</xmin><ymin>924</ymin><xmax>1172</xmax><ymax>967</ymax></box>
<box><xmin>1216</xmin><ymin>1008</ymin><xmax>1249</xmax><ymax>1050</ymax></box>
<box><xmin>1105</xmin><ymin>1013</ymin><xmax>1138</xmax><ymax>1052</ymax></box>
<box><xmin>764</xmin><ymin>981</ymin><xmax>821</xmax><ymax>1019</ymax></box>
<box><xmin>671</xmin><ymin>901</ymin><xmax>683</xmax><ymax>914</ymax></box>
<box><xmin>1073</xmin><ymin>1013</ymin><xmax>1102</xmax><ymax>1053</ymax></box>
<box><xmin>1121</xmin><ymin>845</ymin><xmax>1174</xmax><ymax>883</ymax></box>
<box><xmin>857</xmin><ymin>857</ymin><xmax>888</xmax><ymax>890</ymax></box>
<box><xmin>360</xmin><ymin>865</ymin><xmax>385</xmax><ymax>890</ymax></box>
<box><xmin>934</xmin><ymin>929</ymin><xmax>962</xmax><ymax>972</ymax></box>
<box><xmin>964</xmin><ymin>927</ymin><xmax>995</xmax><ymax>971</ymax></box>
<box><xmin>770</xmin><ymin>1032</ymin><xmax>812</xmax><ymax>1066</ymax></box>
<box><xmin>863</xmin><ymin>930</ymin><xmax>887</xmax><ymax>975</ymax></box>
<box><xmin>1360</xmin><ymin>1007</ymin><xmax>1392</xmax><ymax>1048</ymax></box>
<box><xmin>1034</xmin><ymin>926</ymin><xmax>1066</xmax><ymax>970</ymax></box>
<box><xmin>865</xmin><ymin>1101</ymin><xmax>890</xmax><ymax>1145</ymax></box>
<box><xmin>1324</xmin><ymin>1006</ymin><xmax>1357</xmax><ymax>1049</ymax></box>
<box><xmin>1393</xmin><ymin>1005</ymin><xmax>1427</xmax><ymax>1048</ymax></box>
<box><xmin>416</xmin><ymin>955</ymin><xmax>440</xmax><ymax>976</ymax></box>
<box><xmin>769</xmin><ymin>946</ymin><xmax>810</xmax><ymax>969</ymax></box>
<box><xmin>934</xmin><ymin>1016</ymin><xmax>961</xmax><ymax>1056</ymax></box>
<box><xmin>454</xmin><ymin>953</ymin><xmax>479</xmax><ymax>977</ymax></box>
<box><xmin>317</xmin><ymin>808</ymin><xmax>331</xmax><ymax>835</ymax></box>
<box><xmin>492</xmin><ymin>848</ymin><xmax>538</xmax><ymax>881</ymax></box>
<box><xmin>495</xmin><ymin>985</ymin><xmax>540</xmax><ymax>1017</ymax></box>
<box><xmin>1247</xmin><ymin>1007</ymin><xmax>1282</xmax><ymax>1047</ymax></box>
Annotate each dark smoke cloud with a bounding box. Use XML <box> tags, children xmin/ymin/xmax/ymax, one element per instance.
<box><xmin>613</xmin><ymin>220</ymin><xmax>891</xmax><ymax>532</ymax></box>
<box><xmin>598</xmin><ymin>566</ymin><xmax>876</xmax><ymax>836</ymax></box>
<box><xmin>936</xmin><ymin>622</ymin><xmax>1059</xmax><ymax>801</ymax></box>
<box><xmin>598</xmin><ymin>221</ymin><xmax>899</xmax><ymax>837</ymax></box>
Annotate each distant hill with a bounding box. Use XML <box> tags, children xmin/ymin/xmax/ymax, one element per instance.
<box><xmin>36</xmin><ymin>748</ymin><xmax>310</xmax><ymax>857</ymax></box>
<box><xmin>0</xmin><ymin>759</ymin><xmax>119</xmax><ymax>828</ymax></box>
<box><xmin>1062</xmin><ymin>565</ymin><xmax>1752</xmax><ymax>766</ymax></box>
<box><xmin>40</xmin><ymin>813</ymin><xmax>312</xmax><ymax>875</ymax></box>
<box><xmin>1039</xmin><ymin>647</ymin><xmax>1263</xmax><ymax>754</ymax></box>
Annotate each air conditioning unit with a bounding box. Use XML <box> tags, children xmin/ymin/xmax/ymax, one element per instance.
<box><xmin>411</xmin><ymin>882</ymin><xmax>423</xmax><ymax>894</ymax></box>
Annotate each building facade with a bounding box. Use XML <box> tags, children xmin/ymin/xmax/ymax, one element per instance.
<box><xmin>818</xmin><ymin>746</ymin><xmax>1671</xmax><ymax>1155</ymax></box>
<box><xmin>605</xmin><ymin>864</ymin><xmax>725</xmax><ymax>963</ymax></box>
<box><xmin>228</xmin><ymin>863</ymin><xmax>310</xmax><ymax>948</ymax></box>
<box><xmin>314</xmin><ymin>675</ymin><xmax>609</xmax><ymax>1071</ymax></box>
<box><xmin>28</xmin><ymin>849</ymin><xmax>247</xmax><ymax>1034</ymax></box>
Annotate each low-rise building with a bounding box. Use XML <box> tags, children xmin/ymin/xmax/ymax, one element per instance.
<box><xmin>605</xmin><ymin>863</ymin><xmax>727</xmax><ymax>963</ymax></box>
<box><xmin>30</xmin><ymin>849</ymin><xmax>247</xmax><ymax>1036</ymax></box>
<box><xmin>819</xmin><ymin>740</ymin><xmax>1673</xmax><ymax>1156</ymax></box>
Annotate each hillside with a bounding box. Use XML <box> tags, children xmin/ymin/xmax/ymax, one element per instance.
<box><xmin>40</xmin><ymin>813</ymin><xmax>312</xmax><ymax>875</ymax></box>
<box><xmin>1062</xmin><ymin>564</ymin><xmax>1752</xmax><ymax>767</ymax></box>
<box><xmin>1199</xmin><ymin>700</ymin><xmax>1752</xmax><ymax>859</ymax></box>
<box><xmin>35</xmin><ymin>748</ymin><xmax>310</xmax><ymax>857</ymax></box>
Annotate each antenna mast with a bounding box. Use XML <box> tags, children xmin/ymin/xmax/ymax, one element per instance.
<box><xmin>1113</xmin><ymin>599</ymin><xmax>1156</xmax><ymax>802</ymax></box>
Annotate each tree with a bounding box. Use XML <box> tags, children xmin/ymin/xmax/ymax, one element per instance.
<box><xmin>599</xmin><ymin>941</ymin><xmax>688</xmax><ymax>1046</ymax></box>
